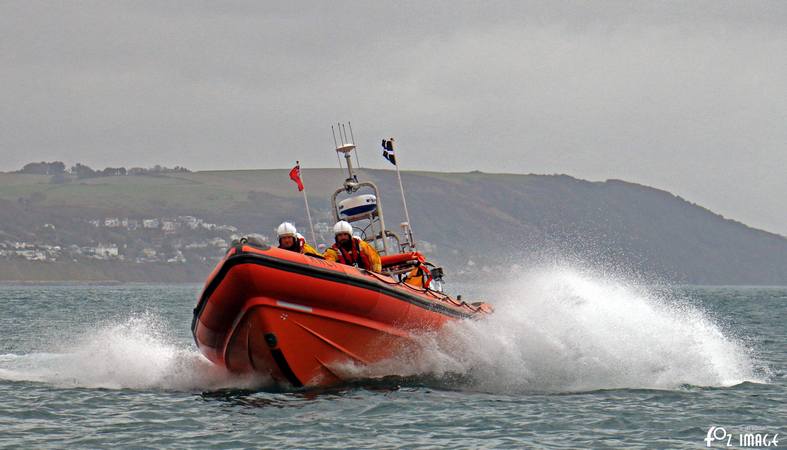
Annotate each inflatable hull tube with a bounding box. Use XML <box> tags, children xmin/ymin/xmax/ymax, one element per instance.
<box><xmin>192</xmin><ymin>244</ymin><xmax>491</xmax><ymax>388</ymax></box>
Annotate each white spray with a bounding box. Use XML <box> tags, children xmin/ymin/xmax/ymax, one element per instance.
<box><xmin>358</xmin><ymin>265</ymin><xmax>764</xmax><ymax>393</ymax></box>
<box><xmin>0</xmin><ymin>267</ymin><xmax>764</xmax><ymax>393</ymax></box>
<box><xmin>0</xmin><ymin>314</ymin><xmax>264</xmax><ymax>391</ymax></box>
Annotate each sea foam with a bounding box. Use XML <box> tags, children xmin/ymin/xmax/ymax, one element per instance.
<box><xmin>0</xmin><ymin>266</ymin><xmax>764</xmax><ymax>393</ymax></box>
<box><xmin>358</xmin><ymin>265</ymin><xmax>764</xmax><ymax>392</ymax></box>
<box><xmin>0</xmin><ymin>314</ymin><xmax>262</xmax><ymax>391</ymax></box>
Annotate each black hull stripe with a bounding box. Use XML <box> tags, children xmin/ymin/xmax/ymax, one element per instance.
<box><xmin>192</xmin><ymin>249</ymin><xmax>473</xmax><ymax>338</ymax></box>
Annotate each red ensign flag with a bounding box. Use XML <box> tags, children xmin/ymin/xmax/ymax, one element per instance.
<box><xmin>289</xmin><ymin>163</ymin><xmax>304</xmax><ymax>191</ymax></box>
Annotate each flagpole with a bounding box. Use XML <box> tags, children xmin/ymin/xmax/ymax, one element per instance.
<box><xmin>296</xmin><ymin>162</ymin><xmax>318</xmax><ymax>245</ymax></box>
<box><xmin>390</xmin><ymin>139</ymin><xmax>415</xmax><ymax>247</ymax></box>
<box><xmin>302</xmin><ymin>189</ymin><xmax>317</xmax><ymax>245</ymax></box>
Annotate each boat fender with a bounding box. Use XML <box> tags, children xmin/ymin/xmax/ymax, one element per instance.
<box><xmin>228</xmin><ymin>236</ymin><xmax>270</xmax><ymax>254</ymax></box>
<box><xmin>244</xmin><ymin>236</ymin><xmax>270</xmax><ymax>249</ymax></box>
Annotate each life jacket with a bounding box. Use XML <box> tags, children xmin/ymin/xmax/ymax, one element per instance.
<box><xmin>331</xmin><ymin>237</ymin><xmax>372</xmax><ymax>270</ymax></box>
<box><xmin>404</xmin><ymin>264</ymin><xmax>433</xmax><ymax>289</ymax></box>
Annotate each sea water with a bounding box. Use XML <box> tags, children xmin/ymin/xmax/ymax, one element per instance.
<box><xmin>0</xmin><ymin>268</ymin><xmax>784</xmax><ymax>448</ymax></box>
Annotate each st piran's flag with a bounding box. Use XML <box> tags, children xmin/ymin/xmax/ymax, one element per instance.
<box><xmin>289</xmin><ymin>162</ymin><xmax>304</xmax><ymax>191</ymax></box>
<box><xmin>381</xmin><ymin>139</ymin><xmax>396</xmax><ymax>165</ymax></box>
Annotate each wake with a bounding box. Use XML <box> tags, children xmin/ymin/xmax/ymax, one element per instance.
<box><xmin>358</xmin><ymin>266</ymin><xmax>765</xmax><ymax>393</ymax></box>
<box><xmin>0</xmin><ymin>266</ymin><xmax>766</xmax><ymax>393</ymax></box>
<box><xmin>0</xmin><ymin>315</ymin><xmax>263</xmax><ymax>391</ymax></box>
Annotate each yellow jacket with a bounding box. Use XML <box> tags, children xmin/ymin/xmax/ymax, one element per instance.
<box><xmin>301</xmin><ymin>242</ymin><xmax>320</xmax><ymax>256</ymax></box>
<box><xmin>278</xmin><ymin>238</ymin><xmax>321</xmax><ymax>257</ymax></box>
<box><xmin>324</xmin><ymin>238</ymin><xmax>382</xmax><ymax>273</ymax></box>
<box><xmin>403</xmin><ymin>266</ymin><xmax>427</xmax><ymax>288</ymax></box>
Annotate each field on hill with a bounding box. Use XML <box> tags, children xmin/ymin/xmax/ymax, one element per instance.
<box><xmin>0</xmin><ymin>169</ymin><xmax>785</xmax><ymax>284</ymax></box>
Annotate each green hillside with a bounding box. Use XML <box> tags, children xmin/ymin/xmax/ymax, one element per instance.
<box><xmin>0</xmin><ymin>169</ymin><xmax>785</xmax><ymax>284</ymax></box>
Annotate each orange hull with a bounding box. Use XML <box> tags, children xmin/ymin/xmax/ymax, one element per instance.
<box><xmin>192</xmin><ymin>243</ymin><xmax>490</xmax><ymax>388</ymax></box>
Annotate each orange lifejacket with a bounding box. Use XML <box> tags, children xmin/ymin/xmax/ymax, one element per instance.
<box><xmin>404</xmin><ymin>264</ymin><xmax>433</xmax><ymax>289</ymax></box>
<box><xmin>331</xmin><ymin>238</ymin><xmax>372</xmax><ymax>270</ymax></box>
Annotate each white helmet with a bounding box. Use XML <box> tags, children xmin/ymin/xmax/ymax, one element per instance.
<box><xmin>333</xmin><ymin>220</ymin><xmax>353</xmax><ymax>235</ymax></box>
<box><xmin>277</xmin><ymin>222</ymin><xmax>297</xmax><ymax>238</ymax></box>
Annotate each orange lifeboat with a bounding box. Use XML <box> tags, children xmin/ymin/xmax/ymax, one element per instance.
<box><xmin>192</xmin><ymin>242</ymin><xmax>492</xmax><ymax>388</ymax></box>
<box><xmin>193</xmin><ymin>129</ymin><xmax>493</xmax><ymax>387</ymax></box>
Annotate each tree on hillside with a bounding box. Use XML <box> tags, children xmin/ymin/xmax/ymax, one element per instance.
<box><xmin>101</xmin><ymin>167</ymin><xmax>127</xmax><ymax>176</ymax></box>
<box><xmin>71</xmin><ymin>163</ymin><xmax>97</xmax><ymax>179</ymax></box>
<box><xmin>128</xmin><ymin>165</ymin><xmax>190</xmax><ymax>175</ymax></box>
<box><xmin>18</xmin><ymin>161</ymin><xmax>66</xmax><ymax>175</ymax></box>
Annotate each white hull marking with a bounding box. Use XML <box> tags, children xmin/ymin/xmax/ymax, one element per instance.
<box><xmin>276</xmin><ymin>300</ymin><xmax>314</xmax><ymax>313</ymax></box>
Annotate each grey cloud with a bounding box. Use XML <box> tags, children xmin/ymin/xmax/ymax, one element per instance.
<box><xmin>1</xmin><ymin>1</ymin><xmax>785</xmax><ymax>234</ymax></box>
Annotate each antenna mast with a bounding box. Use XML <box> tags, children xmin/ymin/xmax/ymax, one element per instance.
<box><xmin>331</xmin><ymin>125</ymin><xmax>343</xmax><ymax>169</ymax></box>
<box><xmin>348</xmin><ymin>121</ymin><xmax>361</xmax><ymax>169</ymax></box>
<box><xmin>388</xmin><ymin>138</ymin><xmax>415</xmax><ymax>248</ymax></box>
<box><xmin>331</xmin><ymin>122</ymin><xmax>390</xmax><ymax>254</ymax></box>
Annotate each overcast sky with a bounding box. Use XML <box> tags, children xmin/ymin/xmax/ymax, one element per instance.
<box><xmin>1</xmin><ymin>1</ymin><xmax>785</xmax><ymax>235</ymax></box>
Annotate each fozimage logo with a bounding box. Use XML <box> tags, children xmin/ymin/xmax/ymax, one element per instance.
<box><xmin>705</xmin><ymin>426</ymin><xmax>779</xmax><ymax>447</ymax></box>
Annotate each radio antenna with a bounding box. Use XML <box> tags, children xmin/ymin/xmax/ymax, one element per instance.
<box><xmin>331</xmin><ymin>125</ymin><xmax>343</xmax><ymax>169</ymax></box>
<box><xmin>348</xmin><ymin>121</ymin><xmax>361</xmax><ymax>168</ymax></box>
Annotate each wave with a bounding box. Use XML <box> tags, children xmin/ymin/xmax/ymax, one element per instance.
<box><xmin>0</xmin><ymin>314</ymin><xmax>264</xmax><ymax>391</ymax></box>
<box><xmin>0</xmin><ymin>266</ymin><xmax>765</xmax><ymax>393</ymax></box>
<box><xmin>355</xmin><ymin>266</ymin><xmax>765</xmax><ymax>393</ymax></box>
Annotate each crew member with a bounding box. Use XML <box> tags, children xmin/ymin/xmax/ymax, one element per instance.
<box><xmin>324</xmin><ymin>220</ymin><xmax>382</xmax><ymax>273</ymax></box>
<box><xmin>276</xmin><ymin>222</ymin><xmax>319</xmax><ymax>255</ymax></box>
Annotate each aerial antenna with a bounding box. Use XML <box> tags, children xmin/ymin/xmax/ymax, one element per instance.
<box><xmin>331</xmin><ymin>125</ymin><xmax>343</xmax><ymax>169</ymax></box>
<box><xmin>331</xmin><ymin>121</ymin><xmax>389</xmax><ymax>254</ymax></box>
<box><xmin>334</xmin><ymin>122</ymin><xmax>358</xmax><ymax>184</ymax></box>
<box><xmin>348</xmin><ymin>121</ymin><xmax>361</xmax><ymax>168</ymax></box>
